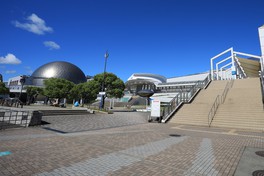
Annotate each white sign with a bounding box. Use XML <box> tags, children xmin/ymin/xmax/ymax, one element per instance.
<box><xmin>151</xmin><ymin>100</ymin><xmax>161</xmax><ymax>117</ymax></box>
<box><xmin>99</xmin><ymin>92</ymin><xmax>106</xmax><ymax>95</ymax></box>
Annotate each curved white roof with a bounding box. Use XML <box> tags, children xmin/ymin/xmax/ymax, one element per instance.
<box><xmin>167</xmin><ymin>72</ymin><xmax>209</xmax><ymax>83</ymax></box>
<box><xmin>127</xmin><ymin>73</ymin><xmax>167</xmax><ymax>84</ymax></box>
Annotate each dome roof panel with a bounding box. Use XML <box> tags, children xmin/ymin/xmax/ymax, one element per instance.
<box><xmin>31</xmin><ymin>61</ymin><xmax>86</xmax><ymax>85</ymax></box>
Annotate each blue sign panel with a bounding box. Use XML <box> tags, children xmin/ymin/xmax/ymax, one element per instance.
<box><xmin>232</xmin><ymin>71</ymin><xmax>237</xmax><ymax>75</ymax></box>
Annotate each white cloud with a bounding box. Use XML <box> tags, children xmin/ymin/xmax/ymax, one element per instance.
<box><xmin>13</xmin><ymin>13</ymin><xmax>53</xmax><ymax>35</ymax></box>
<box><xmin>5</xmin><ymin>70</ymin><xmax>16</xmax><ymax>74</ymax></box>
<box><xmin>0</xmin><ymin>53</ymin><xmax>22</xmax><ymax>64</ymax></box>
<box><xmin>43</xmin><ymin>41</ymin><xmax>60</xmax><ymax>50</ymax></box>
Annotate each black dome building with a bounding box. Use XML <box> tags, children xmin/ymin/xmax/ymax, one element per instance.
<box><xmin>31</xmin><ymin>61</ymin><xmax>86</xmax><ymax>86</ymax></box>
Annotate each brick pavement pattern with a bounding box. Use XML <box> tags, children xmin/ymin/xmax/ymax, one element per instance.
<box><xmin>41</xmin><ymin>112</ymin><xmax>148</xmax><ymax>133</ymax></box>
<box><xmin>36</xmin><ymin>136</ymin><xmax>188</xmax><ymax>176</ymax></box>
<box><xmin>184</xmin><ymin>138</ymin><xmax>218</xmax><ymax>176</ymax></box>
<box><xmin>0</xmin><ymin>112</ymin><xmax>264</xmax><ymax>176</ymax></box>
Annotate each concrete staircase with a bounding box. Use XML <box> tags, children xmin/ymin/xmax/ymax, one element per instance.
<box><xmin>211</xmin><ymin>78</ymin><xmax>264</xmax><ymax>131</ymax></box>
<box><xmin>169</xmin><ymin>80</ymin><xmax>228</xmax><ymax>126</ymax></box>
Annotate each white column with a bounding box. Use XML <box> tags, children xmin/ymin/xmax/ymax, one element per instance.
<box><xmin>210</xmin><ymin>59</ymin><xmax>214</xmax><ymax>80</ymax></box>
<box><xmin>216</xmin><ymin>56</ymin><xmax>232</xmax><ymax>80</ymax></box>
<box><xmin>210</xmin><ymin>48</ymin><xmax>233</xmax><ymax>80</ymax></box>
<box><xmin>258</xmin><ymin>25</ymin><xmax>264</xmax><ymax>72</ymax></box>
<box><xmin>231</xmin><ymin>47</ymin><xmax>236</xmax><ymax>79</ymax></box>
<box><xmin>220</xmin><ymin>62</ymin><xmax>232</xmax><ymax>80</ymax></box>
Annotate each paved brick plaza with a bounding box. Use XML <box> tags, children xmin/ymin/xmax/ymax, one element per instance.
<box><xmin>0</xmin><ymin>111</ymin><xmax>264</xmax><ymax>176</ymax></box>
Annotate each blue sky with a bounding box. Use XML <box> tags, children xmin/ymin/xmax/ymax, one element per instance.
<box><xmin>0</xmin><ymin>0</ymin><xmax>264</xmax><ymax>82</ymax></box>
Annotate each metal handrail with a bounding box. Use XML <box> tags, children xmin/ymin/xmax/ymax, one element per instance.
<box><xmin>208</xmin><ymin>80</ymin><xmax>233</xmax><ymax>127</ymax></box>
<box><xmin>162</xmin><ymin>74</ymin><xmax>211</xmax><ymax>123</ymax></box>
<box><xmin>208</xmin><ymin>95</ymin><xmax>221</xmax><ymax>127</ymax></box>
<box><xmin>234</xmin><ymin>56</ymin><xmax>247</xmax><ymax>78</ymax></box>
<box><xmin>161</xmin><ymin>93</ymin><xmax>182</xmax><ymax>122</ymax></box>
<box><xmin>221</xmin><ymin>80</ymin><xmax>234</xmax><ymax>103</ymax></box>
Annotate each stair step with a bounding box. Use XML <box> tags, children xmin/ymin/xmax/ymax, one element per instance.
<box><xmin>41</xmin><ymin>109</ymin><xmax>90</xmax><ymax>116</ymax></box>
<box><xmin>169</xmin><ymin>78</ymin><xmax>264</xmax><ymax>131</ymax></box>
<box><xmin>169</xmin><ymin>80</ymin><xmax>228</xmax><ymax>125</ymax></box>
<box><xmin>211</xmin><ymin>78</ymin><xmax>264</xmax><ymax>130</ymax></box>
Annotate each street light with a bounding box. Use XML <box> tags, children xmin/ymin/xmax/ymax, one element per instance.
<box><xmin>100</xmin><ymin>50</ymin><xmax>109</xmax><ymax>110</ymax></box>
<box><xmin>19</xmin><ymin>75</ymin><xmax>26</xmax><ymax>97</ymax></box>
<box><xmin>18</xmin><ymin>75</ymin><xmax>27</xmax><ymax>107</ymax></box>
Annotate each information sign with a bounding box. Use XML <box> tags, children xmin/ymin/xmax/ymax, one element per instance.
<box><xmin>151</xmin><ymin>100</ymin><xmax>161</xmax><ymax>117</ymax></box>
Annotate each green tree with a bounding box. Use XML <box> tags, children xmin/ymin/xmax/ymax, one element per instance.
<box><xmin>84</xmin><ymin>80</ymin><xmax>101</xmax><ymax>102</ymax></box>
<box><xmin>93</xmin><ymin>72</ymin><xmax>125</xmax><ymax>98</ymax></box>
<box><xmin>69</xmin><ymin>84</ymin><xmax>82</xmax><ymax>101</ymax></box>
<box><xmin>26</xmin><ymin>86</ymin><xmax>43</xmax><ymax>104</ymax></box>
<box><xmin>43</xmin><ymin>78</ymin><xmax>75</xmax><ymax>103</ymax></box>
<box><xmin>0</xmin><ymin>82</ymin><xmax>9</xmax><ymax>95</ymax></box>
<box><xmin>70</xmin><ymin>80</ymin><xmax>100</xmax><ymax>104</ymax></box>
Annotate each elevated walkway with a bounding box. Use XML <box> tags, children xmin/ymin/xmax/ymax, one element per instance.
<box><xmin>169</xmin><ymin>80</ymin><xmax>228</xmax><ymax>126</ymax></box>
<box><xmin>237</xmin><ymin>57</ymin><xmax>261</xmax><ymax>77</ymax></box>
<box><xmin>211</xmin><ymin>78</ymin><xmax>264</xmax><ymax>131</ymax></box>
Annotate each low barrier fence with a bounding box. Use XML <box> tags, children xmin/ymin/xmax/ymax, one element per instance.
<box><xmin>0</xmin><ymin>98</ymin><xmax>24</xmax><ymax>108</ymax></box>
<box><xmin>0</xmin><ymin>108</ymin><xmax>31</xmax><ymax>130</ymax></box>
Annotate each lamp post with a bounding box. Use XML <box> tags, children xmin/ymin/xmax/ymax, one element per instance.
<box><xmin>100</xmin><ymin>51</ymin><xmax>109</xmax><ymax>110</ymax></box>
<box><xmin>19</xmin><ymin>75</ymin><xmax>26</xmax><ymax>99</ymax></box>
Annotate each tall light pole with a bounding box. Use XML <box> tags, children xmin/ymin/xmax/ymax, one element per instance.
<box><xmin>18</xmin><ymin>75</ymin><xmax>26</xmax><ymax>107</ymax></box>
<box><xmin>19</xmin><ymin>75</ymin><xmax>26</xmax><ymax>100</ymax></box>
<box><xmin>100</xmin><ymin>50</ymin><xmax>109</xmax><ymax>110</ymax></box>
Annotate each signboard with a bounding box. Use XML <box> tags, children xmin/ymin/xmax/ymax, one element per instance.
<box><xmin>99</xmin><ymin>92</ymin><xmax>106</xmax><ymax>95</ymax></box>
<box><xmin>232</xmin><ymin>71</ymin><xmax>237</xmax><ymax>75</ymax></box>
<box><xmin>231</xmin><ymin>66</ymin><xmax>236</xmax><ymax>76</ymax></box>
<box><xmin>151</xmin><ymin>100</ymin><xmax>161</xmax><ymax>117</ymax></box>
